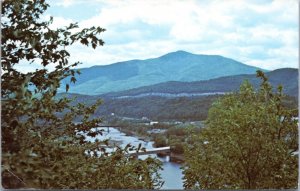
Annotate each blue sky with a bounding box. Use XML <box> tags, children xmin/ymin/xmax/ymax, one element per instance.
<box><xmin>19</xmin><ymin>0</ymin><xmax>299</xmax><ymax>72</ymax></box>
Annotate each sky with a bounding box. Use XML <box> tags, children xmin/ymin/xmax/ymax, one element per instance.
<box><xmin>19</xmin><ymin>0</ymin><xmax>299</xmax><ymax>72</ymax></box>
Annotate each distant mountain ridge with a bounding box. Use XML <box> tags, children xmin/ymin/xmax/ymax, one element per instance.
<box><xmin>101</xmin><ymin>68</ymin><xmax>298</xmax><ymax>98</ymax></box>
<box><xmin>63</xmin><ymin>50</ymin><xmax>267</xmax><ymax>95</ymax></box>
<box><xmin>58</xmin><ymin>68</ymin><xmax>297</xmax><ymax>121</ymax></box>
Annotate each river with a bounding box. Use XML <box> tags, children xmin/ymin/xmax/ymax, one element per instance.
<box><xmin>83</xmin><ymin>127</ymin><xmax>184</xmax><ymax>189</ymax></box>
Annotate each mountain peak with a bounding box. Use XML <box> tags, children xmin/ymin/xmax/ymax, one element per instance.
<box><xmin>160</xmin><ymin>50</ymin><xmax>194</xmax><ymax>58</ymax></box>
<box><xmin>172</xmin><ymin>50</ymin><xmax>191</xmax><ymax>54</ymax></box>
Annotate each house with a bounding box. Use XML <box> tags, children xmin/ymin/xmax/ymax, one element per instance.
<box><xmin>150</xmin><ymin>121</ymin><xmax>159</xmax><ymax>125</ymax></box>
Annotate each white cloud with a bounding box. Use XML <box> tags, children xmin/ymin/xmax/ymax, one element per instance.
<box><xmin>19</xmin><ymin>0</ymin><xmax>298</xmax><ymax>72</ymax></box>
<box><xmin>50</xmin><ymin>16</ymin><xmax>74</xmax><ymax>29</ymax></box>
<box><xmin>246</xmin><ymin>58</ymin><xmax>296</xmax><ymax>70</ymax></box>
<box><xmin>52</xmin><ymin>0</ymin><xmax>87</xmax><ymax>7</ymax></box>
<box><xmin>41</xmin><ymin>14</ymin><xmax>75</xmax><ymax>30</ymax></box>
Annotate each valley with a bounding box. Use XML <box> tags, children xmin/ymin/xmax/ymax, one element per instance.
<box><xmin>57</xmin><ymin>51</ymin><xmax>298</xmax><ymax>189</ymax></box>
<box><xmin>4</xmin><ymin>0</ymin><xmax>298</xmax><ymax>188</ymax></box>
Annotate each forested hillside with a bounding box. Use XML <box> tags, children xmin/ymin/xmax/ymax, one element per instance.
<box><xmin>103</xmin><ymin>68</ymin><xmax>298</xmax><ymax>98</ymax></box>
<box><xmin>62</xmin><ymin>50</ymin><xmax>266</xmax><ymax>95</ymax></box>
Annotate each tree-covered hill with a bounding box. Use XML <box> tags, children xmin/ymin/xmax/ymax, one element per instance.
<box><xmin>58</xmin><ymin>68</ymin><xmax>298</xmax><ymax>121</ymax></box>
<box><xmin>62</xmin><ymin>50</ymin><xmax>266</xmax><ymax>95</ymax></box>
<box><xmin>102</xmin><ymin>68</ymin><xmax>298</xmax><ymax>98</ymax></box>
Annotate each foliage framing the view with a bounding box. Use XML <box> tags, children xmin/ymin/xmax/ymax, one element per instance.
<box><xmin>1</xmin><ymin>0</ymin><xmax>163</xmax><ymax>189</ymax></box>
<box><xmin>182</xmin><ymin>71</ymin><xmax>298</xmax><ymax>189</ymax></box>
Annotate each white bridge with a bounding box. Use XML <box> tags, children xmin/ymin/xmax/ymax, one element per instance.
<box><xmin>125</xmin><ymin>146</ymin><xmax>171</xmax><ymax>157</ymax></box>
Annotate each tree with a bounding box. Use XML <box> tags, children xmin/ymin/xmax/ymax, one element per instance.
<box><xmin>182</xmin><ymin>71</ymin><xmax>298</xmax><ymax>189</ymax></box>
<box><xmin>1</xmin><ymin>0</ymin><xmax>163</xmax><ymax>189</ymax></box>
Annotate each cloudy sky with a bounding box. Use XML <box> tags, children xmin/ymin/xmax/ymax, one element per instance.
<box><xmin>28</xmin><ymin>0</ymin><xmax>299</xmax><ymax>71</ymax></box>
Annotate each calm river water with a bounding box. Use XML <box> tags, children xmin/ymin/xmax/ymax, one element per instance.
<box><xmin>83</xmin><ymin>127</ymin><xmax>183</xmax><ymax>189</ymax></box>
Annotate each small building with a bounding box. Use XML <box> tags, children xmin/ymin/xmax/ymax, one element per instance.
<box><xmin>150</xmin><ymin>121</ymin><xmax>159</xmax><ymax>125</ymax></box>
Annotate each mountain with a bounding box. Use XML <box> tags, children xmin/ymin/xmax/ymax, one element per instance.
<box><xmin>59</xmin><ymin>68</ymin><xmax>298</xmax><ymax>121</ymax></box>
<box><xmin>101</xmin><ymin>68</ymin><xmax>298</xmax><ymax>98</ymax></box>
<box><xmin>63</xmin><ymin>50</ymin><xmax>267</xmax><ymax>95</ymax></box>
